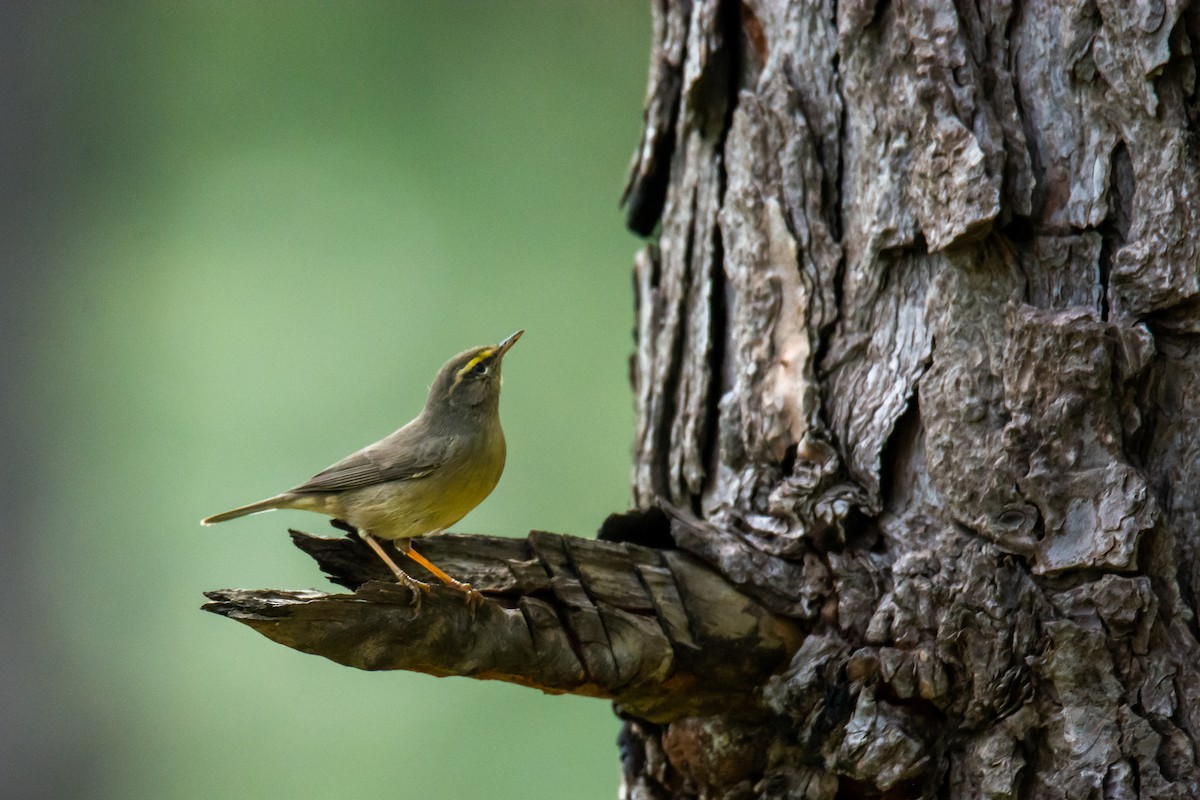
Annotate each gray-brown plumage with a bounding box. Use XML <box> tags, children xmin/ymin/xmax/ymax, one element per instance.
<box><xmin>203</xmin><ymin>330</ymin><xmax>523</xmax><ymax>601</ymax></box>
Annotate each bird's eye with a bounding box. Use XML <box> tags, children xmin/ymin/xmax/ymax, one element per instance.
<box><xmin>471</xmin><ymin>362</ymin><xmax>490</xmax><ymax>377</ymax></box>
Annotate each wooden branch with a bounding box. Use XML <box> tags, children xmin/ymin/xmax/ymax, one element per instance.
<box><xmin>203</xmin><ymin>518</ymin><xmax>802</xmax><ymax>723</ymax></box>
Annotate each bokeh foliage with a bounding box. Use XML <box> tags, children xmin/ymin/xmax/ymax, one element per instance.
<box><xmin>4</xmin><ymin>3</ymin><xmax>646</xmax><ymax>798</ymax></box>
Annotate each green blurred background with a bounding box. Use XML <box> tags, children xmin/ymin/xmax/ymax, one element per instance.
<box><xmin>3</xmin><ymin>3</ymin><xmax>647</xmax><ymax>798</ymax></box>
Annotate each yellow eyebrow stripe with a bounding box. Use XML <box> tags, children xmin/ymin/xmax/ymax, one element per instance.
<box><xmin>456</xmin><ymin>349</ymin><xmax>495</xmax><ymax>379</ymax></box>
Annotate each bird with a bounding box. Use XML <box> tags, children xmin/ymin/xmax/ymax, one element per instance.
<box><xmin>202</xmin><ymin>330</ymin><xmax>523</xmax><ymax>606</ymax></box>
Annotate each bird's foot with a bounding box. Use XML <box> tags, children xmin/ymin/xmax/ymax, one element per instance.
<box><xmin>400</xmin><ymin>541</ymin><xmax>485</xmax><ymax>615</ymax></box>
<box><xmin>360</xmin><ymin>531</ymin><xmax>432</xmax><ymax>610</ymax></box>
<box><xmin>401</xmin><ymin>574</ymin><xmax>434</xmax><ymax>594</ymax></box>
<box><xmin>445</xmin><ymin>578</ymin><xmax>485</xmax><ymax>615</ymax></box>
<box><xmin>463</xmin><ymin>586</ymin><xmax>485</xmax><ymax>615</ymax></box>
<box><xmin>396</xmin><ymin>574</ymin><xmax>433</xmax><ymax>610</ymax></box>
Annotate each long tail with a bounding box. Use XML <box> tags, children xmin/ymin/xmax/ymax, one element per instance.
<box><xmin>201</xmin><ymin>495</ymin><xmax>290</xmax><ymax>526</ymax></box>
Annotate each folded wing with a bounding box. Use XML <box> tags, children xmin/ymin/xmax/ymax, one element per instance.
<box><xmin>290</xmin><ymin>423</ymin><xmax>449</xmax><ymax>494</ymax></box>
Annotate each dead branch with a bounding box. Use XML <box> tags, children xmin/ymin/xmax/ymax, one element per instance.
<box><xmin>203</xmin><ymin>517</ymin><xmax>801</xmax><ymax>723</ymax></box>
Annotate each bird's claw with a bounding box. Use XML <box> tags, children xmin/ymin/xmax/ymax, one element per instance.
<box><xmin>398</xmin><ymin>576</ymin><xmax>433</xmax><ymax>610</ymax></box>
<box><xmin>464</xmin><ymin>587</ymin><xmax>485</xmax><ymax>615</ymax></box>
<box><xmin>447</xmin><ymin>580</ymin><xmax>485</xmax><ymax>615</ymax></box>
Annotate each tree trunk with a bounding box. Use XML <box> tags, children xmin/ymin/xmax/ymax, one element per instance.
<box><xmin>620</xmin><ymin>0</ymin><xmax>1200</xmax><ymax>798</ymax></box>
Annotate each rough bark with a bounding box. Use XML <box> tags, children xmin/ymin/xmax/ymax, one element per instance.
<box><xmin>621</xmin><ymin>0</ymin><xmax>1200</xmax><ymax>798</ymax></box>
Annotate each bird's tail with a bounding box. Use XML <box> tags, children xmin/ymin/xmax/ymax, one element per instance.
<box><xmin>201</xmin><ymin>495</ymin><xmax>289</xmax><ymax>526</ymax></box>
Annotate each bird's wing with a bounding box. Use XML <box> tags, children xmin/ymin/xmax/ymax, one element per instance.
<box><xmin>290</xmin><ymin>423</ymin><xmax>449</xmax><ymax>494</ymax></box>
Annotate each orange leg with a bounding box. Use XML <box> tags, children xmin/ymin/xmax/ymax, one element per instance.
<box><xmin>403</xmin><ymin>546</ymin><xmax>467</xmax><ymax>588</ymax></box>
<box><xmin>404</xmin><ymin>541</ymin><xmax>485</xmax><ymax>611</ymax></box>
<box><xmin>361</xmin><ymin>532</ymin><xmax>430</xmax><ymax>596</ymax></box>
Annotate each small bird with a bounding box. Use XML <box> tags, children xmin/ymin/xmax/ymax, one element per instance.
<box><xmin>202</xmin><ymin>330</ymin><xmax>523</xmax><ymax>605</ymax></box>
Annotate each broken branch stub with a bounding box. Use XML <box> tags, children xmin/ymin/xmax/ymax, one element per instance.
<box><xmin>203</xmin><ymin>527</ymin><xmax>801</xmax><ymax>723</ymax></box>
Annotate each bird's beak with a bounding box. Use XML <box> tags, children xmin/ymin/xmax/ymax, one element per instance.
<box><xmin>496</xmin><ymin>329</ymin><xmax>524</xmax><ymax>357</ymax></box>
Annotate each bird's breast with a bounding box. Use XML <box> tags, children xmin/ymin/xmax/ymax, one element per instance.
<box><xmin>343</xmin><ymin>427</ymin><xmax>505</xmax><ymax>540</ymax></box>
<box><xmin>430</xmin><ymin>428</ymin><xmax>506</xmax><ymax>521</ymax></box>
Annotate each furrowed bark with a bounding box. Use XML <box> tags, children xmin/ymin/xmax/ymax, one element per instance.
<box><xmin>619</xmin><ymin>1</ymin><xmax>1200</xmax><ymax>798</ymax></box>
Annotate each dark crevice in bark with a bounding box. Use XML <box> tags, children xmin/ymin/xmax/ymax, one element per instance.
<box><xmin>598</xmin><ymin>506</ymin><xmax>676</xmax><ymax>550</ymax></box>
<box><xmin>1178</xmin><ymin>7</ymin><xmax>1200</xmax><ymax>133</ymax></box>
<box><xmin>1001</xmin><ymin>214</ymin><xmax>1035</xmax><ymax>244</ymax></box>
<box><xmin>1138</xmin><ymin>349</ymin><xmax>1200</xmax><ymax>644</ymax></box>
<box><xmin>813</xmin><ymin>252</ymin><xmax>846</xmax><ymax>390</ymax></box>
<box><xmin>1146</xmin><ymin>299</ymin><xmax>1200</xmax><ymax>342</ymax></box>
<box><xmin>921</xmin><ymin>735</ymin><xmax>953</xmax><ymax>800</ymax></box>
<box><xmin>996</xmin><ymin>0</ymin><xmax>1029</xmax><ymax>225</ymax></box>
<box><xmin>1151</xmin><ymin>713</ymin><xmax>1187</xmax><ymax>783</ymax></box>
<box><xmin>812</xmin><ymin>266</ymin><xmax>845</xmax><ymax>392</ymax></box>
<box><xmin>556</xmin><ymin>535</ymin><xmax>615</xmax><ymax>686</ymax></box>
<box><xmin>861</xmin><ymin>0</ymin><xmax>890</xmax><ymax>32</ymax></box>
<box><xmin>691</xmin><ymin>0</ymin><xmax>737</xmax><ymax>512</ymax></box>
<box><xmin>828</xmin><ymin>46</ymin><xmax>844</xmax><ymax>243</ymax></box>
<box><xmin>624</xmin><ymin>0</ymin><xmax>690</xmax><ymax>237</ymax></box>
<box><xmin>1105</xmin><ymin>141</ymin><xmax>1135</xmax><ymax>243</ymax></box>
<box><xmin>876</xmin><ymin>382</ymin><xmax>924</xmax><ymax>518</ymax></box>
<box><xmin>516</xmin><ymin>594</ymin><xmax>581</xmax><ymax>679</ymax></box>
<box><xmin>779</xmin><ymin>442</ymin><xmax>798</xmax><ymax>476</ymax></box>
<box><xmin>1013</xmin><ymin>727</ymin><xmax>1039</xmax><ymax>799</ymax></box>
<box><xmin>657</xmin><ymin>196</ymin><xmax>695</xmax><ymax>501</ymax></box>
<box><xmin>717</xmin><ymin>0</ymin><xmax>742</xmax><ymax>123</ymax></box>
<box><xmin>1178</xmin><ymin>558</ymin><xmax>1200</xmax><ymax>647</ymax></box>
<box><xmin>699</xmin><ymin>222</ymin><xmax>728</xmax><ymax>509</ymax></box>
<box><xmin>627</xmin><ymin>117</ymin><xmax>679</xmax><ymax>237</ymax></box>
<box><xmin>819</xmin><ymin>56</ymin><xmax>849</xmax><ymax>387</ymax></box>
<box><xmin>1098</xmin><ymin>140</ymin><xmax>1134</xmax><ymax>321</ymax></box>
<box><xmin>1007</xmin><ymin>8</ymin><xmax>1046</xmax><ymax>231</ymax></box>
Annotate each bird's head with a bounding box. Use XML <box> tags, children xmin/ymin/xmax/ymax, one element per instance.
<box><xmin>425</xmin><ymin>329</ymin><xmax>523</xmax><ymax>419</ymax></box>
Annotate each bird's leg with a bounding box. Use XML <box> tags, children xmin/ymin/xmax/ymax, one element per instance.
<box><xmin>360</xmin><ymin>532</ymin><xmax>432</xmax><ymax>603</ymax></box>
<box><xmin>401</xmin><ymin>537</ymin><xmax>485</xmax><ymax>612</ymax></box>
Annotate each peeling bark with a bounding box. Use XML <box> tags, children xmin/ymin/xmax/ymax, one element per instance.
<box><xmin>620</xmin><ymin>0</ymin><xmax>1200</xmax><ymax>798</ymax></box>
